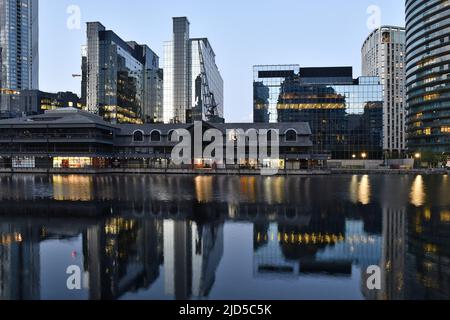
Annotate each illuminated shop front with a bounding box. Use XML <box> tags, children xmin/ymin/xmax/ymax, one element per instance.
<box><xmin>53</xmin><ymin>157</ymin><xmax>93</xmax><ymax>169</ymax></box>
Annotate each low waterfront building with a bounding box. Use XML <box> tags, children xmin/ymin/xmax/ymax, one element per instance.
<box><xmin>0</xmin><ymin>108</ymin><xmax>326</xmax><ymax>171</ymax></box>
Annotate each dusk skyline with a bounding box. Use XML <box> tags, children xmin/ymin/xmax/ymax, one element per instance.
<box><xmin>40</xmin><ymin>0</ymin><xmax>405</xmax><ymax>122</ymax></box>
<box><xmin>1</xmin><ymin>0</ymin><xmax>450</xmax><ymax>305</ymax></box>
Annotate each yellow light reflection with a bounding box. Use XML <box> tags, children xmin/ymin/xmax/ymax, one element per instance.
<box><xmin>0</xmin><ymin>233</ymin><xmax>23</xmax><ymax>245</ymax></box>
<box><xmin>410</xmin><ymin>175</ymin><xmax>426</xmax><ymax>207</ymax></box>
<box><xmin>358</xmin><ymin>175</ymin><xmax>371</xmax><ymax>205</ymax></box>
<box><xmin>52</xmin><ymin>175</ymin><xmax>93</xmax><ymax>201</ymax></box>
<box><xmin>195</xmin><ymin>176</ymin><xmax>214</xmax><ymax>203</ymax></box>
<box><xmin>240</xmin><ymin>177</ymin><xmax>257</xmax><ymax>203</ymax></box>
<box><xmin>441</xmin><ymin>211</ymin><xmax>450</xmax><ymax>223</ymax></box>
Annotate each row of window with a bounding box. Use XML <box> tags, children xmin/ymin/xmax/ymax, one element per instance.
<box><xmin>132</xmin><ymin>130</ymin><xmax>299</xmax><ymax>143</ymax></box>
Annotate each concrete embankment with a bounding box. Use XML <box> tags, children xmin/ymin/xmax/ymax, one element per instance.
<box><xmin>0</xmin><ymin>168</ymin><xmax>331</xmax><ymax>176</ymax></box>
<box><xmin>331</xmin><ymin>168</ymin><xmax>449</xmax><ymax>175</ymax></box>
<box><xmin>0</xmin><ymin>168</ymin><xmax>448</xmax><ymax>176</ymax></box>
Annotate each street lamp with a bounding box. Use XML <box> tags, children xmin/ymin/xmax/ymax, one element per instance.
<box><xmin>361</xmin><ymin>153</ymin><xmax>367</xmax><ymax>159</ymax></box>
<box><xmin>415</xmin><ymin>153</ymin><xmax>421</xmax><ymax>160</ymax></box>
<box><xmin>352</xmin><ymin>154</ymin><xmax>356</xmax><ymax>159</ymax></box>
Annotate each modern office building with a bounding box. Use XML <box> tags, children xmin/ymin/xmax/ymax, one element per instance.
<box><xmin>85</xmin><ymin>22</ymin><xmax>163</xmax><ymax>124</ymax></box>
<box><xmin>405</xmin><ymin>0</ymin><xmax>450</xmax><ymax>154</ymax></box>
<box><xmin>254</xmin><ymin>66</ymin><xmax>384</xmax><ymax>159</ymax></box>
<box><xmin>362</xmin><ymin>26</ymin><xmax>407</xmax><ymax>158</ymax></box>
<box><xmin>0</xmin><ymin>0</ymin><xmax>39</xmax><ymax>115</ymax></box>
<box><xmin>163</xmin><ymin>17</ymin><xmax>224</xmax><ymax>124</ymax></box>
<box><xmin>9</xmin><ymin>90</ymin><xmax>81</xmax><ymax>116</ymax></box>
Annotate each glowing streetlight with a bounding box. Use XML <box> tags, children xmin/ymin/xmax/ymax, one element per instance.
<box><xmin>352</xmin><ymin>154</ymin><xmax>357</xmax><ymax>159</ymax></box>
<box><xmin>361</xmin><ymin>153</ymin><xmax>367</xmax><ymax>159</ymax></box>
<box><xmin>415</xmin><ymin>153</ymin><xmax>421</xmax><ymax>160</ymax></box>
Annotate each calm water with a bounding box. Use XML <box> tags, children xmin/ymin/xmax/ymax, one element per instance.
<box><xmin>0</xmin><ymin>174</ymin><xmax>449</xmax><ymax>300</ymax></box>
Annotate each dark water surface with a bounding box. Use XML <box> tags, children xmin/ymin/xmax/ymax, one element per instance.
<box><xmin>0</xmin><ymin>174</ymin><xmax>449</xmax><ymax>300</ymax></box>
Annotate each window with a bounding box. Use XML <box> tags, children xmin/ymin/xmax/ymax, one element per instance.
<box><xmin>285</xmin><ymin>129</ymin><xmax>297</xmax><ymax>142</ymax></box>
<box><xmin>267</xmin><ymin>129</ymin><xmax>277</xmax><ymax>142</ymax></box>
<box><xmin>151</xmin><ymin>130</ymin><xmax>161</xmax><ymax>142</ymax></box>
<box><xmin>133</xmin><ymin>130</ymin><xmax>144</xmax><ymax>142</ymax></box>
<box><xmin>168</xmin><ymin>130</ymin><xmax>176</xmax><ymax>141</ymax></box>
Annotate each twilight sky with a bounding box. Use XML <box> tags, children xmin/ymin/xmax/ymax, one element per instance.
<box><xmin>39</xmin><ymin>0</ymin><xmax>405</xmax><ymax>122</ymax></box>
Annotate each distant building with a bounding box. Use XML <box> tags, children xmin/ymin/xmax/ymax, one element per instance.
<box><xmin>362</xmin><ymin>26</ymin><xmax>406</xmax><ymax>158</ymax></box>
<box><xmin>85</xmin><ymin>22</ymin><xmax>163</xmax><ymax>124</ymax></box>
<box><xmin>81</xmin><ymin>46</ymin><xmax>87</xmax><ymax>108</ymax></box>
<box><xmin>0</xmin><ymin>0</ymin><xmax>39</xmax><ymax>115</ymax></box>
<box><xmin>254</xmin><ymin>66</ymin><xmax>384</xmax><ymax>159</ymax></box>
<box><xmin>8</xmin><ymin>90</ymin><xmax>81</xmax><ymax>116</ymax></box>
<box><xmin>163</xmin><ymin>17</ymin><xmax>224</xmax><ymax>124</ymax></box>
<box><xmin>405</xmin><ymin>0</ymin><xmax>450</xmax><ymax>154</ymax></box>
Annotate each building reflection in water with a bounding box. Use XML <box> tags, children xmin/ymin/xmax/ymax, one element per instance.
<box><xmin>0</xmin><ymin>174</ymin><xmax>449</xmax><ymax>300</ymax></box>
<box><xmin>0</xmin><ymin>224</ymin><xmax>40</xmax><ymax>300</ymax></box>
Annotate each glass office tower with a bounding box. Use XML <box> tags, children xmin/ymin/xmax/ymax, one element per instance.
<box><xmin>86</xmin><ymin>22</ymin><xmax>163</xmax><ymax>124</ymax></box>
<box><xmin>254</xmin><ymin>66</ymin><xmax>383</xmax><ymax>159</ymax></box>
<box><xmin>405</xmin><ymin>0</ymin><xmax>450</xmax><ymax>154</ymax></box>
<box><xmin>0</xmin><ymin>0</ymin><xmax>39</xmax><ymax>115</ymax></box>
<box><xmin>163</xmin><ymin>17</ymin><xmax>224</xmax><ymax>124</ymax></box>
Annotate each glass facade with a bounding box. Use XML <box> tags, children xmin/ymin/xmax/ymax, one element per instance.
<box><xmin>86</xmin><ymin>23</ymin><xmax>162</xmax><ymax>124</ymax></box>
<box><xmin>163</xmin><ymin>17</ymin><xmax>224</xmax><ymax>124</ymax></box>
<box><xmin>190</xmin><ymin>39</ymin><xmax>224</xmax><ymax>122</ymax></box>
<box><xmin>0</xmin><ymin>0</ymin><xmax>38</xmax><ymax>114</ymax></box>
<box><xmin>254</xmin><ymin>66</ymin><xmax>383</xmax><ymax>159</ymax></box>
<box><xmin>405</xmin><ymin>0</ymin><xmax>450</xmax><ymax>154</ymax></box>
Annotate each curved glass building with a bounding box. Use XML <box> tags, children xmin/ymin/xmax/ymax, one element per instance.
<box><xmin>405</xmin><ymin>0</ymin><xmax>450</xmax><ymax>154</ymax></box>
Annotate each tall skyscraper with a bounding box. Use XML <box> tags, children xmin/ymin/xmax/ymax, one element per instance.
<box><xmin>0</xmin><ymin>0</ymin><xmax>39</xmax><ymax>114</ymax></box>
<box><xmin>85</xmin><ymin>22</ymin><xmax>163</xmax><ymax>124</ymax></box>
<box><xmin>163</xmin><ymin>17</ymin><xmax>224</xmax><ymax>124</ymax></box>
<box><xmin>405</xmin><ymin>0</ymin><xmax>450</xmax><ymax>154</ymax></box>
<box><xmin>254</xmin><ymin>66</ymin><xmax>384</xmax><ymax>159</ymax></box>
<box><xmin>362</xmin><ymin>26</ymin><xmax>407</xmax><ymax>158</ymax></box>
<box><xmin>81</xmin><ymin>45</ymin><xmax>87</xmax><ymax>109</ymax></box>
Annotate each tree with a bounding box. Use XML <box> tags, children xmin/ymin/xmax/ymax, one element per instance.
<box><xmin>421</xmin><ymin>151</ymin><xmax>448</xmax><ymax>168</ymax></box>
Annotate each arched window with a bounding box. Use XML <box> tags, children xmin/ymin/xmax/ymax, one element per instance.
<box><xmin>150</xmin><ymin>130</ymin><xmax>161</xmax><ymax>142</ymax></box>
<box><xmin>133</xmin><ymin>130</ymin><xmax>144</xmax><ymax>142</ymax></box>
<box><xmin>168</xmin><ymin>130</ymin><xmax>175</xmax><ymax>141</ymax></box>
<box><xmin>285</xmin><ymin>129</ymin><xmax>297</xmax><ymax>142</ymax></box>
<box><xmin>267</xmin><ymin>129</ymin><xmax>277</xmax><ymax>142</ymax></box>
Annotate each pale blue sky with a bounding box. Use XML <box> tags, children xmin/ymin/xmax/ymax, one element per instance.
<box><xmin>40</xmin><ymin>0</ymin><xmax>405</xmax><ymax>122</ymax></box>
